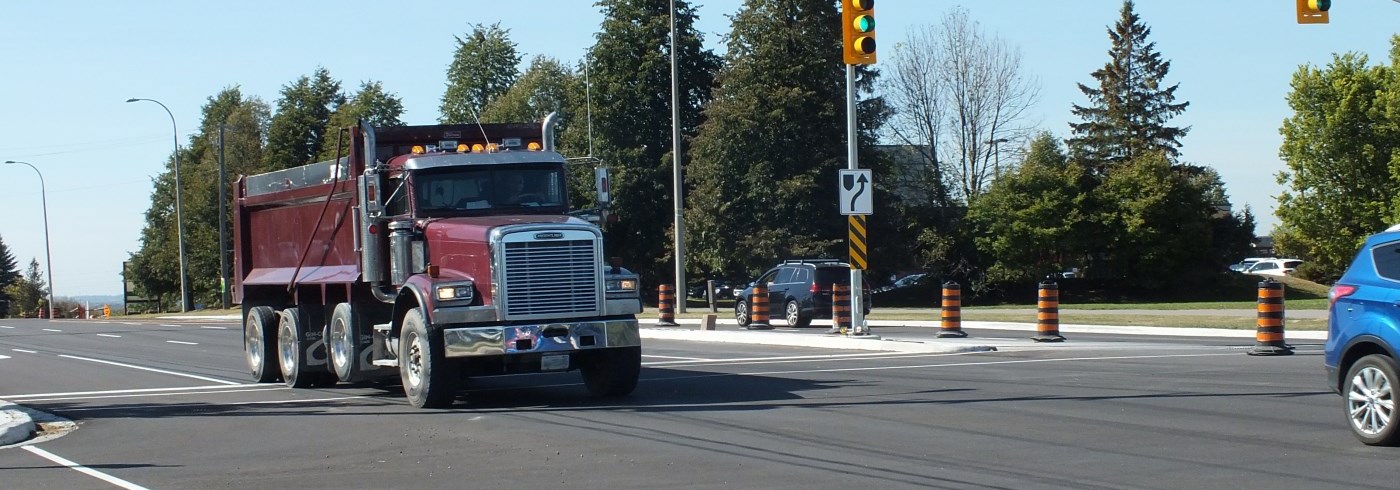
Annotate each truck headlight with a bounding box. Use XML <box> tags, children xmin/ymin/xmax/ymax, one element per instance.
<box><xmin>606</xmin><ymin>279</ymin><xmax>638</xmax><ymax>292</ymax></box>
<box><xmin>435</xmin><ymin>282</ymin><xmax>475</xmax><ymax>302</ymax></box>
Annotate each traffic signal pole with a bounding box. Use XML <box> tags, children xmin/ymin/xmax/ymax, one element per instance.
<box><xmin>846</xmin><ymin>65</ymin><xmax>869</xmax><ymax>337</ymax></box>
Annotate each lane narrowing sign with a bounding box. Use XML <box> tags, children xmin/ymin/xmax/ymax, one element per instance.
<box><xmin>839</xmin><ymin>169</ymin><xmax>872</xmax><ymax>215</ymax></box>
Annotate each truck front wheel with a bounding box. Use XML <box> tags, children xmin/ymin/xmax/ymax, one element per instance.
<box><xmin>399</xmin><ymin>307</ymin><xmax>455</xmax><ymax>408</ymax></box>
<box><xmin>580</xmin><ymin>346</ymin><xmax>641</xmax><ymax>397</ymax></box>
<box><xmin>245</xmin><ymin>306</ymin><xmax>279</xmax><ymax>383</ymax></box>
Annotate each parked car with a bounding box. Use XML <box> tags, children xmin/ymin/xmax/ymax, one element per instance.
<box><xmin>874</xmin><ymin>273</ymin><xmax>928</xmax><ymax>293</ymax></box>
<box><xmin>1325</xmin><ymin>225</ymin><xmax>1400</xmax><ymax>445</ymax></box>
<box><xmin>734</xmin><ymin>259</ymin><xmax>871</xmax><ymax>327</ymax></box>
<box><xmin>1243</xmin><ymin>258</ymin><xmax>1302</xmax><ymax>276</ymax></box>
<box><xmin>689</xmin><ymin>281</ymin><xmax>734</xmax><ymax>300</ymax></box>
<box><xmin>1229</xmin><ymin>257</ymin><xmax>1268</xmax><ymax>272</ymax></box>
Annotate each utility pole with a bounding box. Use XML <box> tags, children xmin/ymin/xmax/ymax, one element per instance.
<box><xmin>218</xmin><ymin>124</ymin><xmax>230</xmax><ymax>309</ymax></box>
<box><xmin>670</xmin><ymin>0</ymin><xmax>687</xmax><ymax>313</ymax></box>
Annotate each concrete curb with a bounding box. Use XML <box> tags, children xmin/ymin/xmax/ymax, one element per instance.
<box><xmin>641</xmin><ymin>317</ymin><xmax>1329</xmax><ymax>341</ymax></box>
<box><xmin>0</xmin><ymin>399</ymin><xmax>35</xmax><ymax>446</ymax></box>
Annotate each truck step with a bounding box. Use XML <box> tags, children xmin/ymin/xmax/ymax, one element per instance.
<box><xmin>372</xmin><ymin>359</ymin><xmax>399</xmax><ymax>367</ymax></box>
<box><xmin>373</xmin><ymin>323</ymin><xmax>391</xmax><ymax>333</ymax></box>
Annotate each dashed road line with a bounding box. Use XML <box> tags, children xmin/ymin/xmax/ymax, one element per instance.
<box><xmin>0</xmin><ymin>354</ymin><xmax>9</xmax><ymax>360</ymax></box>
<box><xmin>12</xmin><ymin>348</ymin><xmax>37</xmax><ymax>354</ymax></box>
<box><xmin>166</xmin><ymin>340</ymin><xmax>198</xmax><ymax>345</ymax></box>
<box><xmin>96</xmin><ymin>333</ymin><xmax>122</xmax><ymax>338</ymax></box>
<box><xmin>159</xmin><ymin>324</ymin><xmax>180</xmax><ymax>328</ymax></box>
<box><xmin>199</xmin><ymin>326</ymin><xmax>227</xmax><ymax>330</ymax></box>
<box><xmin>21</xmin><ymin>446</ymin><xmax>151</xmax><ymax>490</ymax></box>
<box><xmin>42</xmin><ymin>328</ymin><xmax>62</xmax><ymax>332</ymax></box>
<box><xmin>57</xmin><ymin>354</ymin><xmax>240</xmax><ymax>385</ymax></box>
<box><xmin>0</xmin><ymin>325</ymin><xmax>14</xmax><ymax>329</ymax></box>
<box><xmin>2</xmin><ymin>383</ymin><xmax>265</xmax><ymax>399</ymax></box>
<box><xmin>643</xmin><ymin>354</ymin><xmax>715</xmax><ymax>361</ymax></box>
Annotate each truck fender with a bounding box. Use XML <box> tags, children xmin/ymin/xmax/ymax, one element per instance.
<box><xmin>391</xmin><ymin>277</ymin><xmax>434</xmax><ymax>335</ymax></box>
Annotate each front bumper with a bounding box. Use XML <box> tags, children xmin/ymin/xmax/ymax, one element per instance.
<box><xmin>442</xmin><ymin>318</ymin><xmax>640</xmax><ymax>358</ymax></box>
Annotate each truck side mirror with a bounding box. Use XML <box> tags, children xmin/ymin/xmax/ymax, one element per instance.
<box><xmin>594</xmin><ymin>167</ymin><xmax>611</xmax><ymax>206</ymax></box>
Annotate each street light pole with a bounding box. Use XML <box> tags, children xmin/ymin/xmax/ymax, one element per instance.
<box><xmin>4</xmin><ymin>160</ymin><xmax>55</xmax><ymax>320</ymax></box>
<box><xmin>127</xmin><ymin>98</ymin><xmax>191</xmax><ymax>312</ymax></box>
<box><xmin>670</xmin><ymin>0</ymin><xmax>687</xmax><ymax>313</ymax></box>
<box><xmin>986</xmin><ymin>137</ymin><xmax>1009</xmax><ymax>179</ymax></box>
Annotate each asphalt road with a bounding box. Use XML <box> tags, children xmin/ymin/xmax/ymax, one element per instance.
<box><xmin>0</xmin><ymin>317</ymin><xmax>1390</xmax><ymax>489</ymax></box>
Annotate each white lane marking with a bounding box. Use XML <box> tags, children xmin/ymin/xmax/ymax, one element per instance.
<box><xmin>0</xmin><ymin>325</ymin><xmax>14</xmax><ymax>328</ymax></box>
<box><xmin>642</xmin><ymin>354</ymin><xmax>714</xmax><ymax>361</ymax></box>
<box><xmin>97</xmin><ymin>333</ymin><xmax>122</xmax><ymax>338</ymax></box>
<box><xmin>21</xmin><ymin>446</ymin><xmax>151</xmax><ymax>490</ymax></box>
<box><xmin>743</xmin><ymin>352</ymin><xmax>1241</xmax><ymax>377</ymax></box>
<box><xmin>18</xmin><ymin>387</ymin><xmax>288</xmax><ymax>403</ymax></box>
<box><xmin>643</xmin><ymin>351</ymin><xmax>955</xmax><ymax>366</ymax></box>
<box><xmin>42</xmin><ymin>328</ymin><xmax>62</xmax><ymax>332</ymax></box>
<box><xmin>2</xmin><ymin>383</ymin><xmax>264</xmax><ymax>399</ymax></box>
<box><xmin>166</xmin><ymin>340</ymin><xmax>198</xmax><ymax>345</ymax></box>
<box><xmin>199</xmin><ymin>326</ymin><xmax>227</xmax><ymax>330</ymax></box>
<box><xmin>159</xmin><ymin>324</ymin><xmax>180</xmax><ymax>328</ymax></box>
<box><xmin>0</xmin><ymin>354</ymin><xmax>9</xmax><ymax>359</ymax></box>
<box><xmin>57</xmin><ymin>355</ymin><xmax>241</xmax><ymax>385</ymax></box>
<box><xmin>57</xmin><ymin>395</ymin><xmax>371</xmax><ymax>413</ymax></box>
<box><xmin>121</xmin><ymin>322</ymin><xmax>142</xmax><ymax>325</ymax></box>
<box><xmin>12</xmin><ymin>348</ymin><xmax>37</xmax><ymax>353</ymax></box>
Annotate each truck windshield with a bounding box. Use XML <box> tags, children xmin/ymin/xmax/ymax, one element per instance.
<box><xmin>415</xmin><ymin>166</ymin><xmax>566</xmax><ymax>217</ymax></box>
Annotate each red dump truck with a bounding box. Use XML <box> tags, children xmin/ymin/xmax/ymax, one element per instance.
<box><xmin>233</xmin><ymin>114</ymin><xmax>642</xmax><ymax>408</ymax></box>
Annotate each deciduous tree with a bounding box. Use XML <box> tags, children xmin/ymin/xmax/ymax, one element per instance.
<box><xmin>440</xmin><ymin>23</ymin><xmax>520</xmax><ymax>124</ymax></box>
<box><xmin>264</xmin><ymin>68</ymin><xmax>344</xmax><ymax>170</ymax></box>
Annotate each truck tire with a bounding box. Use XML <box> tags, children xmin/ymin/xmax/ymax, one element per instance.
<box><xmin>399</xmin><ymin>307</ymin><xmax>455</xmax><ymax>408</ymax></box>
<box><xmin>328</xmin><ymin>303</ymin><xmax>368</xmax><ymax>383</ymax></box>
<box><xmin>580</xmin><ymin>346</ymin><xmax>641</xmax><ymax>397</ymax></box>
<box><xmin>278</xmin><ymin>307</ymin><xmax>336</xmax><ymax>388</ymax></box>
<box><xmin>244</xmin><ymin>306</ymin><xmax>280</xmax><ymax>383</ymax></box>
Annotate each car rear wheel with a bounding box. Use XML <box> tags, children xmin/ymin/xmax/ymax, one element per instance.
<box><xmin>785</xmin><ymin>299</ymin><xmax>810</xmax><ymax>328</ymax></box>
<box><xmin>1345</xmin><ymin>354</ymin><xmax>1400</xmax><ymax>446</ymax></box>
<box><xmin>735</xmin><ymin>300</ymin><xmax>751</xmax><ymax>328</ymax></box>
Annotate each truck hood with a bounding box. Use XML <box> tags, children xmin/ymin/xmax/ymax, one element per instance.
<box><xmin>423</xmin><ymin>215</ymin><xmax>591</xmax><ymax>242</ymax></box>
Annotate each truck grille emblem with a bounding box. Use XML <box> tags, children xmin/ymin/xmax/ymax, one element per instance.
<box><xmin>534</xmin><ymin>232</ymin><xmax>565</xmax><ymax>240</ymax></box>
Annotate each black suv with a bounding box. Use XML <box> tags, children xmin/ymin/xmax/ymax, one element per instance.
<box><xmin>735</xmin><ymin>259</ymin><xmax>871</xmax><ymax>327</ymax></box>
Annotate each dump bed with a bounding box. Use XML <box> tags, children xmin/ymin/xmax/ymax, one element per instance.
<box><xmin>234</xmin><ymin>158</ymin><xmax>360</xmax><ymax>297</ymax></box>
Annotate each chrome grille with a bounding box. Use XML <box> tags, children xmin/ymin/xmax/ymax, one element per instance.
<box><xmin>503</xmin><ymin>239</ymin><xmax>599</xmax><ymax>317</ymax></box>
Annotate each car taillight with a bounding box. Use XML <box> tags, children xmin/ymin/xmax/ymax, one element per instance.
<box><xmin>810</xmin><ymin>282</ymin><xmax>819</xmax><ymax>294</ymax></box>
<box><xmin>1329</xmin><ymin>284</ymin><xmax>1358</xmax><ymax>309</ymax></box>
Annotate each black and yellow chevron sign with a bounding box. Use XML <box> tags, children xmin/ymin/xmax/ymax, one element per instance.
<box><xmin>848</xmin><ymin>215</ymin><xmax>867</xmax><ymax>270</ymax></box>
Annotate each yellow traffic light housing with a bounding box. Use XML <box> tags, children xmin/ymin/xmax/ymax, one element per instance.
<box><xmin>1296</xmin><ymin>0</ymin><xmax>1329</xmax><ymax>24</ymax></box>
<box><xmin>842</xmin><ymin>0</ymin><xmax>876</xmax><ymax>65</ymax></box>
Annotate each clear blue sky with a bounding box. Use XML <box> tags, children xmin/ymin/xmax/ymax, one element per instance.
<box><xmin>1</xmin><ymin>1</ymin><xmax>1395</xmax><ymax>296</ymax></box>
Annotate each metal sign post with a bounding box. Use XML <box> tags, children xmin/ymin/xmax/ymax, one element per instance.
<box><xmin>843</xmin><ymin>64</ymin><xmax>872</xmax><ymax>337</ymax></box>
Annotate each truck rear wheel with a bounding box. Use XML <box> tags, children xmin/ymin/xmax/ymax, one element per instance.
<box><xmin>399</xmin><ymin>307</ymin><xmax>455</xmax><ymax>408</ymax></box>
<box><xmin>278</xmin><ymin>307</ymin><xmax>336</xmax><ymax>388</ymax></box>
<box><xmin>328</xmin><ymin>303</ymin><xmax>370</xmax><ymax>383</ymax></box>
<box><xmin>244</xmin><ymin>306</ymin><xmax>279</xmax><ymax>383</ymax></box>
<box><xmin>580</xmin><ymin>346</ymin><xmax>641</xmax><ymax>397</ymax></box>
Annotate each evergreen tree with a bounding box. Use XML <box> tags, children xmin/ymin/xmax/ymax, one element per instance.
<box><xmin>1068</xmin><ymin>0</ymin><xmax>1189</xmax><ymax>172</ymax></box>
<box><xmin>577</xmin><ymin>0</ymin><xmax>719</xmax><ymax>283</ymax></box>
<box><xmin>265</xmin><ymin>68</ymin><xmax>344</xmax><ymax>169</ymax></box>
<box><xmin>1276</xmin><ymin>42</ymin><xmax>1400</xmax><ymax>280</ymax></box>
<box><xmin>3</xmin><ymin>258</ymin><xmax>45</xmax><ymax>317</ymax></box>
<box><xmin>0</xmin><ymin>234</ymin><xmax>17</xmax><ymax>311</ymax></box>
<box><xmin>440</xmin><ymin>23</ymin><xmax>520</xmax><ymax>124</ymax></box>
<box><xmin>685</xmin><ymin>0</ymin><xmax>888</xmax><ymax>278</ymax></box>
<box><xmin>320</xmin><ymin>81</ymin><xmax>405</xmax><ymax>161</ymax></box>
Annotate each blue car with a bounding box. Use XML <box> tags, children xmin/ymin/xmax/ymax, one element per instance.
<box><xmin>1325</xmin><ymin>225</ymin><xmax>1400</xmax><ymax>445</ymax></box>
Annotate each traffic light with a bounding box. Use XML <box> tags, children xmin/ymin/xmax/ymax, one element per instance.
<box><xmin>842</xmin><ymin>0</ymin><xmax>876</xmax><ymax>65</ymax></box>
<box><xmin>1296</xmin><ymin>0</ymin><xmax>1329</xmax><ymax>24</ymax></box>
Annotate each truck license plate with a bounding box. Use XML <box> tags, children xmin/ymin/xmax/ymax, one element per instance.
<box><xmin>541</xmin><ymin>354</ymin><xmax>569</xmax><ymax>371</ymax></box>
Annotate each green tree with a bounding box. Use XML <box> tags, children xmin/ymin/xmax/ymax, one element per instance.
<box><xmin>129</xmin><ymin>87</ymin><xmax>271</xmax><ymax>307</ymax></box>
<box><xmin>4</xmin><ymin>258</ymin><xmax>45</xmax><ymax>317</ymax></box>
<box><xmin>1276</xmin><ymin>43</ymin><xmax>1400</xmax><ymax>280</ymax></box>
<box><xmin>0</xmin><ymin>234</ymin><xmax>18</xmax><ymax>302</ymax></box>
<box><xmin>481</xmin><ymin>56</ymin><xmax>575</xmax><ymax>124</ymax></box>
<box><xmin>319</xmin><ymin>80</ymin><xmax>405</xmax><ymax>161</ymax></box>
<box><xmin>965</xmin><ymin>133</ymin><xmax>1088</xmax><ymax>283</ymax></box>
<box><xmin>1068</xmin><ymin>0</ymin><xmax>1189</xmax><ymax>172</ymax></box>
<box><xmin>1091</xmin><ymin>152</ymin><xmax>1216</xmax><ymax>288</ymax></box>
<box><xmin>685</xmin><ymin>0</ymin><xmax>888</xmax><ymax>278</ymax></box>
<box><xmin>265</xmin><ymin>67</ymin><xmax>344</xmax><ymax>170</ymax></box>
<box><xmin>440</xmin><ymin>23</ymin><xmax>520</xmax><ymax>124</ymax></box>
<box><xmin>576</xmin><ymin>0</ymin><xmax>719</xmax><ymax>283</ymax></box>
